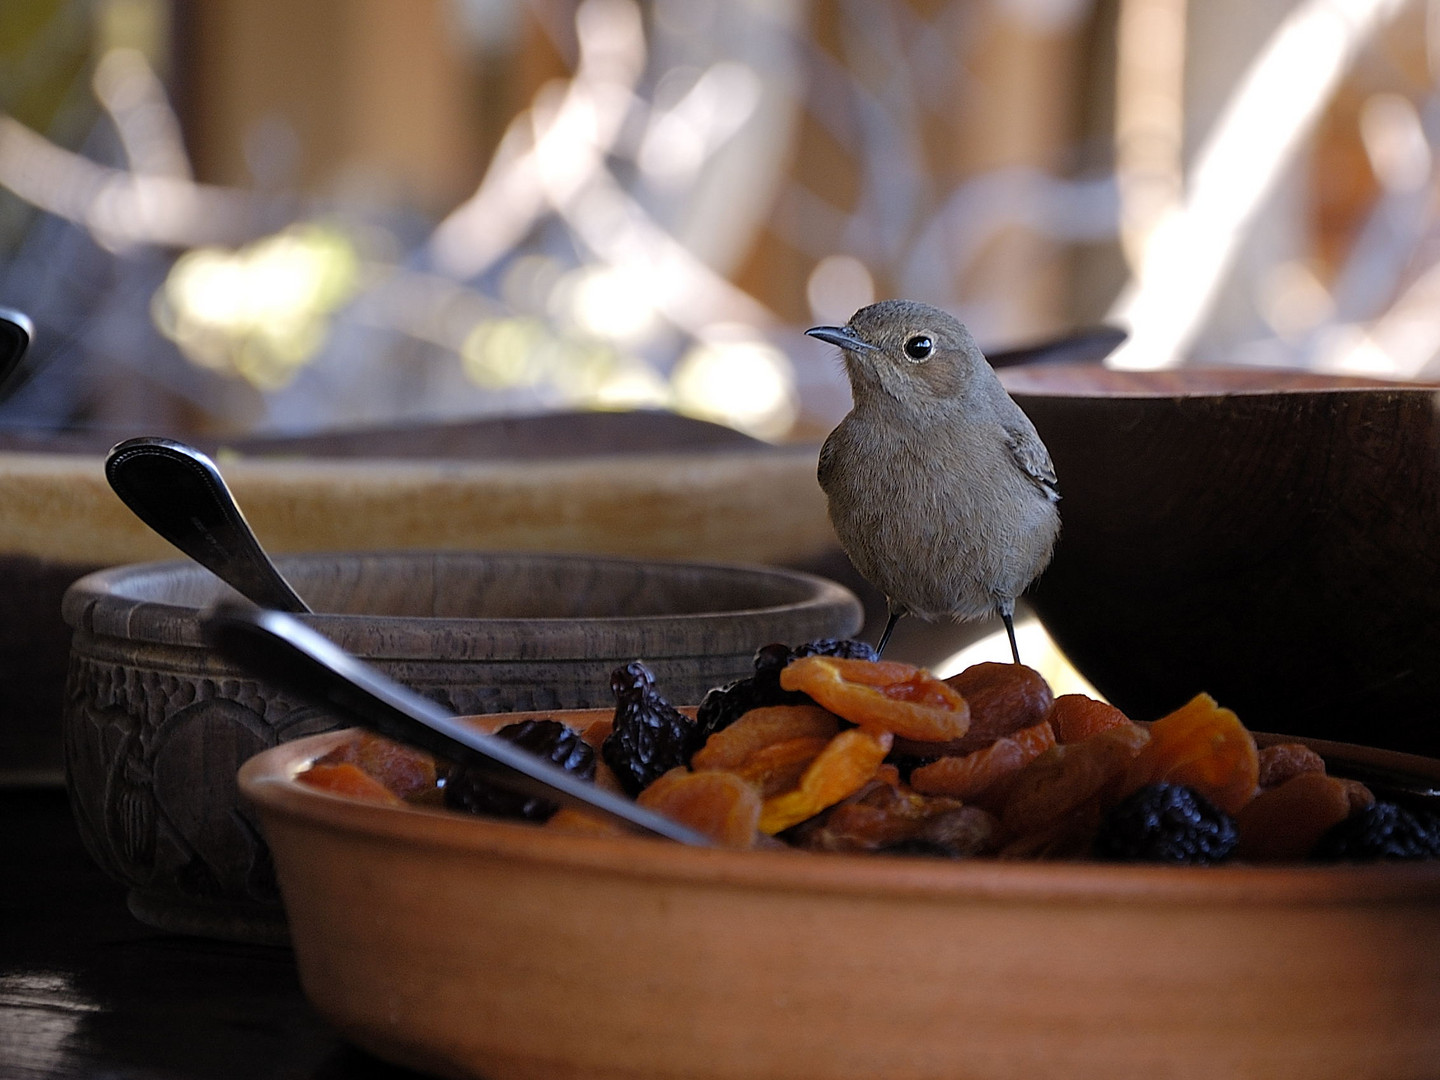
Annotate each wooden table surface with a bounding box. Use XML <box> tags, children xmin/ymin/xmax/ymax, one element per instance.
<box><xmin>0</xmin><ymin>784</ymin><xmax>427</xmax><ymax>1080</ymax></box>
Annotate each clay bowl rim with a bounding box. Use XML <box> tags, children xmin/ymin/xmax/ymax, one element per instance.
<box><xmin>61</xmin><ymin>551</ymin><xmax>863</xmax><ymax>659</ymax></box>
<box><xmin>1001</xmin><ymin>362</ymin><xmax>1440</xmax><ymax>400</ymax></box>
<box><xmin>239</xmin><ymin>711</ymin><xmax>1440</xmax><ymax>908</ymax></box>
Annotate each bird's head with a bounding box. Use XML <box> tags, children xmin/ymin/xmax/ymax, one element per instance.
<box><xmin>805</xmin><ymin>299</ymin><xmax>987</xmax><ymax>408</ymax></box>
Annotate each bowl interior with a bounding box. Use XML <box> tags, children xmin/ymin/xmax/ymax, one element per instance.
<box><xmin>92</xmin><ymin>551</ymin><xmax>825</xmax><ymax>619</ymax></box>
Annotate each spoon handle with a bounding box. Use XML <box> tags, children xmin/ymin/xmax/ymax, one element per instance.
<box><xmin>106</xmin><ymin>437</ymin><xmax>311</xmax><ymax>614</ymax></box>
<box><xmin>203</xmin><ymin>602</ymin><xmax>710</xmax><ymax>846</ymax></box>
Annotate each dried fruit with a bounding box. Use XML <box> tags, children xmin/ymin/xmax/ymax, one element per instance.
<box><xmin>760</xmin><ymin>727</ymin><xmax>894</xmax><ymax>835</ymax></box>
<box><xmin>790</xmin><ymin>773</ymin><xmax>965</xmax><ymax>852</ymax></box>
<box><xmin>693</xmin><ymin>639</ymin><xmax>878</xmax><ymax>744</ymax></box>
<box><xmin>1233</xmin><ymin>770</ymin><xmax>1354</xmax><ymax>862</ymax></box>
<box><xmin>299</xmin><ymin>761</ymin><xmax>403</xmax><ymax>804</ymax></box>
<box><xmin>1311</xmin><ymin>802</ymin><xmax>1440</xmax><ymax>861</ymax></box>
<box><xmin>602</xmin><ymin>661</ymin><xmax>700</xmax><ymax>796</ymax></box>
<box><xmin>636</xmin><ymin>768</ymin><xmax>762</xmax><ymax>849</ymax></box>
<box><xmin>1256</xmin><ymin>742</ymin><xmax>1327</xmax><ymax>789</ymax></box>
<box><xmin>1123</xmin><ymin>694</ymin><xmax>1259</xmax><ymax>815</ymax></box>
<box><xmin>445</xmin><ymin>718</ymin><xmax>596</xmax><ymax>822</ymax></box>
<box><xmin>779</xmin><ymin>656</ymin><xmax>969</xmax><ymax>742</ymax></box>
<box><xmin>691</xmin><ymin>705</ymin><xmax>841</xmax><ymax>772</ymax></box>
<box><xmin>1092</xmin><ymin>783</ymin><xmax>1239</xmax><ymax>864</ymax></box>
<box><xmin>1001</xmin><ymin>723</ymin><xmax>1151</xmax><ymax>837</ymax></box>
<box><xmin>1046</xmin><ymin>694</ymin><xmax>1134</xmax><ymax>745</ymax></box>
<box><xmin>909</xmin><ymin>720</ymin><xmax>1056</xmax><ymax>801</ymax></box>
<box><xmin>943</xmin><ymin>662</ymin><xmax>1054</xmax><ymax>746</ymax></box>
<box><xmin>314</xmin><ymin>732</ymin><xmax>438</xmax><ymax>800</ymax></box>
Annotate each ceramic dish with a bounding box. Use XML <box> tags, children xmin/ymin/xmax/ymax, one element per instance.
<box><xmin>240</xmin><ymin>710</ymin><xmax>1440</xmax><ymax>1080</ymax></box>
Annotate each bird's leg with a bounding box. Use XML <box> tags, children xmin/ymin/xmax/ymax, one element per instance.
<box><xmin>875</xmin><ymin>610</ymin><xmax>901</xmax><ymax>656</ymax></box>
<box><xmin>1002</xmin><ymin>611</ymin><xmax>1021</xmax><ymax>665</ymax></box>
<box><xmin>997</xmin><ymin>597</ymin><xmax>1021</xmax><ymax>664</ymax></box>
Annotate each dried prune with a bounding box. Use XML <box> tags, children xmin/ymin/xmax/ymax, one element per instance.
<box><xmin>1310</xmin><ymin>802</ymin><xmax>1440</xmax><ymax>862</ymax></box>
<box><xmin>444</xmin><ymin>718</ymin><xmax>596</xmax><ymax>822</ymax></box>
<box><xmin>602</xmin><ymin>661</ymin><xmax>700</xmax><ymax>796</ymax></box>
<box><xmin>1092</xmin><ymin>783</ymin><xmax>1239</xmax><ymax>865</ymax></box>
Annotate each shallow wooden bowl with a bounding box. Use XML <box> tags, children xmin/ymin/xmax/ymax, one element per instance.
<box><xmin>241</xmin><ymin>710</ymin><xmax>1440</xmax><ymax>1080</ymax></box>
<box><xmin>61</xmin><ymin>552</ymin><xmax>860</xmax><ymax>942</ymax></box>
<box><xmin>1003</xmin><ymin>365</ymin><xmax>1440</xmax><ymax>756</ymax></box>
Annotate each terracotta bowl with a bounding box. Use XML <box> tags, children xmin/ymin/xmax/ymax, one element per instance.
<box><xmin>241</xmin><ymin>710</ymin><xmax>1440</xmax><ymax>1080</ymax></box>
<box><xmin>1003</xmin><ymin>365</ymin><xmax>1440</xmax><ymax>757</ymax></box>
<box><xmin>61</xmin><ymin>551</ymin><xmax>861</xmax><ymax>943</ymax></box>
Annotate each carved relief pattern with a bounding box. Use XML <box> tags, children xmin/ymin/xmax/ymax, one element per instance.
<box><xmin>63</xmin><ymin>649</ymin><xmax>343</xmax><ymax>918</ymax></box>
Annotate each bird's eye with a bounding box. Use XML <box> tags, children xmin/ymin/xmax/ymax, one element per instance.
<box><xmin>903</xmin><ymin>334</ymin><xmax>933</xmax><ymax>361</ymax></box>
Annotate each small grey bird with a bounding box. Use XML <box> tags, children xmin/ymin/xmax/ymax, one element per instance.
<box><xmin>806</xmin><ymin>299</ymin><xmax>1060</xmax><ymax>663</ymax></box>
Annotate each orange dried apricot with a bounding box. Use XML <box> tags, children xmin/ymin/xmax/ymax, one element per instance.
<box><xmin>728</xmin><ymin>736</ymin><xmax>833</xmax><ymax>798</ymax></box>
<box><xmin>796</xmin><ymin>775</ymin><xmax>966</xmax><ymax>851</ymax></box>
<box><xmin>1256</xmin><ymin>742</ymin><xmax>1326</xmax><ymax>789</ymax></box>
<box><xmin>314</xmin><ymin>733</ymin><xmax>438</xmax><ymax>800</ymax></box>
<box><xmin>759</xmin><ymin>727</ymin><xmax>894</xmax><ymax>835</ymax></box>
<box><xmin>1046</xmin><ymin>694</ymin><xmax>1134</xmax><ymax>744</ymax></box>
<box><xmin>910</xmin><ymin>720</ymin><xmax>1057</xmax><ymax>801</ymax></box>
<box><xmin>299</xmin><ymin>761</ymin><xmax>403</xmax><ymax>804</ymax></box>
<box><xmin>1123</xmin><ymin>694</ymin><xmax>1259</xmax><ymax>815</ymax></box>
<box><xmin>636</xmin><ymin>768</ymin><xmax>762</xmax><ymax>849</ymax></box>
<box><xmin>1002</xmin><ymin>724</ymin><xmax>1151</xmax><ymax>837</ymax></box>
<box><xmin>1233</xmin><ymin>770</ymin><xmax>1355</xmax><ymax>861</ymax></box>
<box><xmin>936</xmin><ymin>662</ymin><xmax>1054</xmax><ymax>748</ymax></box>
<box><xmin>690</xmin><ymin>704</ymin><xmax>841</xmax><ymax>771</ymax></box>
<box><xmin>778</xmin><ymin>655</ymin><xmax>969</xmax><ymax>741</ymax></box>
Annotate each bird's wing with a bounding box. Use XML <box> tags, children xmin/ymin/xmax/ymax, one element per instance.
<box><xmin>1004</xmin><ymin>423</ymin><xmax>1060</xmax><ymax>502</ymax></box>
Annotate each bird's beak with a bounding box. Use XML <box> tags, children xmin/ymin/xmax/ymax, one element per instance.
<box><xmin>805</xmin><ymin>325</ymin><xmax>876</xmax><ymax>352</ymax></box>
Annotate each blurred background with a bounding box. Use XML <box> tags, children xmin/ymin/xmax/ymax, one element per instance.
<box><xmin>3</xmin><ymin>0</ymin><xmax>1438</xmax><ymax>443</ymax></box>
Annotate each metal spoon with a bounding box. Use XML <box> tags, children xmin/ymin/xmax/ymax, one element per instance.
<box><xmin>203</xmin><ymin>601</ymin><xmax>710</xmax><ymax>845</ymax></box>
<box><xmin>105</xmin><ymin>436</ymin><xmax>311</xmax><ymax>613</ymax></box>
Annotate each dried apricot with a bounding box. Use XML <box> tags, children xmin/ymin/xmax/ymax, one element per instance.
<box><xmin>925</xmin><ymin>663</ymin><xmax>1055</xmax><ymax>753</ymax></box>
<box><xmin>1123</xmin><ymin>694</ymin><xmax>1259</xmax><ymax>815</ymax></box>
<box><xmin>759</xmin><ymin>727</ymin><xmax>894</xmax><ymax>835</ymax></box>
<box><xmin>1256</xmin><ymin>742</ymin><xmax>1326</xmax><ymax>789</ymax></box>
<box><xmin>1233</xmin><ymin>770</ymin><xmax>1355</xmax><ymax>861</ymax></box>
<box><xmin>690</xmin><ymin>705</ymin><xmax>840</xmax><ymax>771</ymax></box>
<box><xmin>910</xmin><ymin>720</ymin><xmax>1056</xmax><ymax>801</ymax></box>
<box><xmin>1047</xmin><ymin>695</ymin><xmax>1134</xmax><ymax>744</ymax></box>
<box><xmin>299</xmin><ymin>761</ymin><xmax>403</xmax><ymax>804</ymax></box>
<box><xmin>793</xmin><ymin>775</ymin><xmax>967</xmax><ymax>852</ymax></box>
<box><xmin>314</xmin><ymin>733</ymin><xmax>438</xmax><ymax>800</ymax></box>
<box><xmin>778</xmin><ymin>656</ymin><xmax>969</xmax><ymax>741</ymax></box>
<box><xmin>1002</xmin><ymin>724</ymin><xmax>1151</xmax><ymax>837</ymax></box>
<box><xmin>727</xmin><ymin>736</ymin><xmax>833</xmax><ymax>798</ymax></box>
<box><xmin>636</xmin><ymin>768</ymin><xmax>762</xmax><ymax>849</ymax></box>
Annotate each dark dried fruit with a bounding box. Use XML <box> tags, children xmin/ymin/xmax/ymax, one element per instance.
<box><xmin>444</xmin><ymin>719</ymin><xmax>595</xmax><ymax>822</ymax></box>
<box><xmin>1310</xmin><ymin>801</ymin><xmax>1440</xmax><ymax>862</ymax></box>
<box><xmin>602</xmin><ymin>661</ymin><xmax>700</xmax><ymax>796</ymax></box>
<box><xmin>1092</xmin><ymin>783</ymin><xmax>1239</xmax><ymax>865</ymax></box>
<box><xmin>694</xmin><ymin>639</ymin><xmax>878</xmax><ymax>745</ymax></box>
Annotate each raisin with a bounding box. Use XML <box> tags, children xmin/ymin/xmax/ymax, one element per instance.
<box><xmin>602</xmin><ymin>661</ymin><xmax>700</xmax><ymax>796</ymax></box>
<box><xmin>789</xmin><ymin>638</ymin><xmax>879</xmax><ymax>663</ymax></box>
<box><xmin>1092</xmin><ymin>783</ymin><xmax>1239</xmax><ymax>865</ymax></box>
<box><xmin>444</xmin><ymin>718</ymin><xmax>596</xmax><ymax>822</ymax></box>
<box><xmin>1310</xmin><ymin>802</ymin><xmax>1440</xmax><ymax>862</ymax></box>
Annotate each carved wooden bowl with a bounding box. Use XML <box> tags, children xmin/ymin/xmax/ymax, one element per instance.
<box><xmin>239</xmin><ymin>713</ymin><xmax>1440</xmax><ymax>1080</ymax></box>
<box><xmin>1003</xmin><ymin>365</ymin><xmax>1440</xmax><ymax>757</ymax></box>
<box><xmin>60</xmin><ymin>551</ymin><xmax>861</xmax><ymax>943</ymax></box>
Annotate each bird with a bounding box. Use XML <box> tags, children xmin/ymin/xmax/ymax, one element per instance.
<box><xmin>806</xmin><ymin>299</ymin><xmax>1060</xmax><ymax>664</ymax></box>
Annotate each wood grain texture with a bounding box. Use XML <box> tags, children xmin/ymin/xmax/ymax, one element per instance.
<box><xmin>1007</xmin><ymin>365</ymin><xmax>1440</xmax><ymax>755</ymax></box>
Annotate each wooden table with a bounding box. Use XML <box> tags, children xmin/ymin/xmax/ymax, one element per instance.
<box><xmin>0</xmin><ymin>784</ymin><xmax>425</xmax><ymax>1079</ymax></box>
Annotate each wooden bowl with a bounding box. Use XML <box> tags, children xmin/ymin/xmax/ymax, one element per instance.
<box><xmin>61</xmin><ymin>552</ymin><xmax>861</xmax><ymax>943</ymax></box>
<box><xmin>1003</xmin><ymin>365</ymin><xmax>1440</xmax><ymax>757</ymax></box>
<box><xmin>240</xmin><ymin>711</ymin><xmax>1440</xmax><ymax>1080</ymax></box>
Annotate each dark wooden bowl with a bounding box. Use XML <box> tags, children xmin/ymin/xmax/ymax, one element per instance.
<box><xmin>1004</xmin><ymin>364</ymin><xmax>1440</xmax><ymax>757</ymax></box>
<box><xmin>60</xmin><ymin>551</ymin><xmax>862</xmax><ymax>942</ymax></box>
